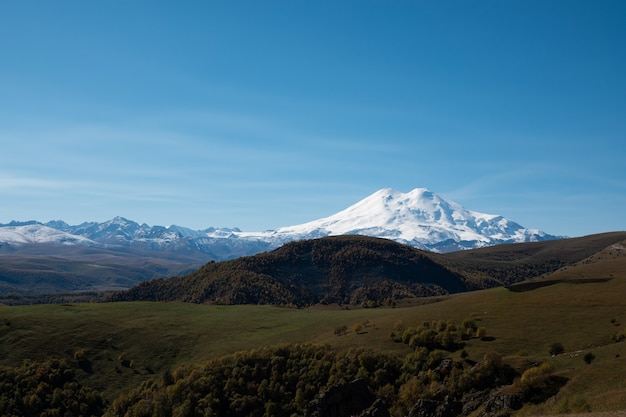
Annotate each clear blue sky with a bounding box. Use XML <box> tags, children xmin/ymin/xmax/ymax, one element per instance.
<box><xmin>1</xmin><ymin>1</ymin><xmax>624</xmax><ymax>237</ymax></box>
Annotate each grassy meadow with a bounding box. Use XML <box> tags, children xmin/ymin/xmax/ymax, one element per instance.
<box><xmin>1</xmin><ymin>242</ymin><xmax>625</xmax><ymax>414</ymax></box>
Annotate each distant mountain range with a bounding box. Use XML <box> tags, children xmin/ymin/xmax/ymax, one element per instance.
<box><xmin>0</xmin><ymin>188</ymin><xmax>560</xmax><ymax>259</ymax></box>
<box><xmin>0</xmin><ymin>188</ymin><xmax>565</xmax><ymax>297</ymax></box>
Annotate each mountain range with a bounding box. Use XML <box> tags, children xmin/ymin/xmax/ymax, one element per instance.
<box><xmin>0</xmin><ymin>188</ymin><xmax>562</xmax><ymax>296</ymax></box>
<box><xmin>0</xmin><ymin>188</ymin><xmax>559</xmax><ymax>257</ymax></box>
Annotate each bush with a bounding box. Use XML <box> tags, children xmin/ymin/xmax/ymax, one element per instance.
<box><xmin>612</xmin><ymin>331</ymin><xmax>625</xmax><ymax>342</ymax></box>
<box><xmin>476</xmin><ymin>327</ymin><xmax>487</xmax><ymax>339</ymax></box>
<box><xmin>461</xmin><ymin>317</ymin><xmax>476</xmax><ymax>330</ymax></box>
<box><xmin>549</xmin><ymin>342</ymin><xmax>564</xmax><ymax>356</ymax></box>
<box><xmin>520</xmin><ymin>361</ymin><xmax>554</xmax><ymax>387</ymax></box>
<box><xmin>555</xmin><ymin>394</ymin><xmax>591</xmax><ymax>414</ymax></box>
<box><xmin>583</xmin><ymin>352</ymin><xmax>595</xmax><ymax>364</ymax></box>
<box><xmin>519</xmin><ymin>361</ymin><xmax>563</xmax><ymax>403</ymax></box>
<box><xmin>399</xmin><ymin>319</ymin><xmax>469</xmax><ymax>352</ymax></box>
<box><xmin>334</xmin><ymin>325</ymin><xmax>348</xmax><ymax>336</ymax></box>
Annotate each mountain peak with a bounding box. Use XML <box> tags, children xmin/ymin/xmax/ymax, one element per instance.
<box><xmin>107</xmin><ymin>216</ymin><xmax>134</xmax><ymax>225</ymax></box>
<box><xmin>365</xmin><ymin>188</ymin><xmax>441</xmax><ymax>208</ymax></box>
<box><xmin>270</xmin><ymin>187</ymin><xmax>556</xmax><ymax>251</ymax></box>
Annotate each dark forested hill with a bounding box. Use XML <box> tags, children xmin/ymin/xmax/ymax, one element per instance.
<box><xmin>109</xmin><ymin>235</ymin><xmax>467</xmax><ymax>306</ymax></box>
<box><xmin>109</xmin><ymin>232</ymin><xmax>626</xmax><ymax>306</ymax></box>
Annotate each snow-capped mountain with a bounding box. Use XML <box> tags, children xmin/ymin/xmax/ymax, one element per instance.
<box><xmin>251</xmin><ymin>188</ymin><xmax>555</xmax><ymax>252</ymax></box>
<box><xmin>0</xmin><ymin>188</ymin><xmax>560</xmax><ymax>258</ymax></box>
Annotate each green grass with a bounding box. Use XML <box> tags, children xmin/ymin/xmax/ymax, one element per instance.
<box><xmin>0</xmin><ymin>301</ymin><xmax>417</xmax><ymax>400</ymax></box>
<box><xmin>1</xmin><ymin>255</ymin><xmax>626</xmax><ymax>413</ymax></box>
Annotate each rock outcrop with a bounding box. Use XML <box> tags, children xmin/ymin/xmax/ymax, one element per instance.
<box><xmin>408</xmin><ymin>396</ymin><xmax>463</xmax><ymax>417</ymax></box>
<box><xmin>462</xmin><ymin>389</ymin><xmax>523</xmax><ymax>417</ymax></box>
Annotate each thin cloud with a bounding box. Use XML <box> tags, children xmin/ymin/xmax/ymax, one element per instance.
<box><xmin>0</xmin><ymin>175</ymin><xmax>84</xmax><ymax>190</ymax></box>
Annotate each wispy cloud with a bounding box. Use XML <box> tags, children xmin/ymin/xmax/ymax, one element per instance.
<box><xmin>0</xmin><ymin>174</ymin><xmax>84</xmax><ymax>191</ymax></box>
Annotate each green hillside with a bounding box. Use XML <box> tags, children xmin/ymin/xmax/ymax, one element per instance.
<box><xmin>437</xmin><ymin>231</ymin><xmax>626</xmax><ymax>286</ymax></box>
<box><xmin>0</xmin><ymin>234</ymin><xmax>625</xmax><ymax>416</ymax></box>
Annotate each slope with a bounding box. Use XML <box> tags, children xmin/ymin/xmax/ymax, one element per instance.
<box><xmin>438</xmin><ymin>231</ymin><xmax>626</xmax><ymax>287</ymax></box>
<box><xmin>109</xmin><ymin>235</ymin><xmax>468</xmax><ymax>306</ymax></box>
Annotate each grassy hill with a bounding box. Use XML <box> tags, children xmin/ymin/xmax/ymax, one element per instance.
<box><xmin>437</xmin><ymin>231</ymin><xmax>626</xmax><ymax>286</ymax></box>
<box><xmin>109</xmin><ymin>232</ymin><xmax>626</xmax><ymax>306</ymax></box>
<box><xmin>0</xmin><ymin>233</ymin><xmax>625</xmax><ymax>415</ymax></box>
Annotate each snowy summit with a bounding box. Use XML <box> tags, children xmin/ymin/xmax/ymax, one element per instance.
<box><xmin>249</xmin><ymin>188</ymin><xmax>554</xmax><ymax>252</ymax></box>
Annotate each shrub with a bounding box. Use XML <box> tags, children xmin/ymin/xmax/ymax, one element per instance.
<box><xmin>612</xmin><ymin>331</ymin><xmax>625</xmax><ymax>342</ymax></box>
<box><xmin>520</xmin><ymin>361</ymin><xmax>554</xmax><ymax>387</ymax></box>
<box><xmin>555</xmin><ymin>394</ymin><xmax>591</xmax><ymax>414</ymax></box>
<box><xmin>549</xmin><ymin>342</ymin><xmax>564</xmax><ymax>356</ymax></box>
<box><xmin>74</xmin><ymin>349</ymin><xmax>86</xmax><ymax>360</ymax></box>
<box><xmin>519</xmin><ymin>361</ymin><xmax>559</xmax><ymax>403</ymax></box>
<box><xmin>476</xmin><ymin>327</ymin><xmax>487</xmax><ymax>339</ymax></box>
<box><xmin>461</xmin><ymin>317</ymin><xmax>476</xmax><ymax>330</ymax></box>
<box><xmin>583</xmin><ymin>352</ymin><xmax>595</xmax><ymax>364</ymax></box>
<box><xmin>400</xmin><ymin>319</ymin><xmax>469</xmax><ymax>351</ymax></box>
<box><xmin>334</xmin><ymin>325</ymin><xmax>348</xmax><ymax>336</ymax></box>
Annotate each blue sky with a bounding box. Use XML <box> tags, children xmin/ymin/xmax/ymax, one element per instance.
<box><xmin>1</xmin><ymin>1</ymin><xmax>624</xmax><ymax>237</ymax></box>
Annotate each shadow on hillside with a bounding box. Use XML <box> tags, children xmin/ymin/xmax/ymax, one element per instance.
<box><xmin>506</xmin><ymin>277</ymin><xmax>612</xmax><ymax>292</ymax></box>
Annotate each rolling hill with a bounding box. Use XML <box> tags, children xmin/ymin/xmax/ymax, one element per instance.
<box><xmin>0</xmin><ymin>243</ymin><xmax>205</xmax><ymax>298</ymax></box>
<box><xmin>436</xmin><ymin>231</ymin><xmax>626</xmax><ymax>286</ymax></box>
<box><xmin>109</xmin><ymin>232</ymin><xmax>626</xmax><ymax>306</ymax></box>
